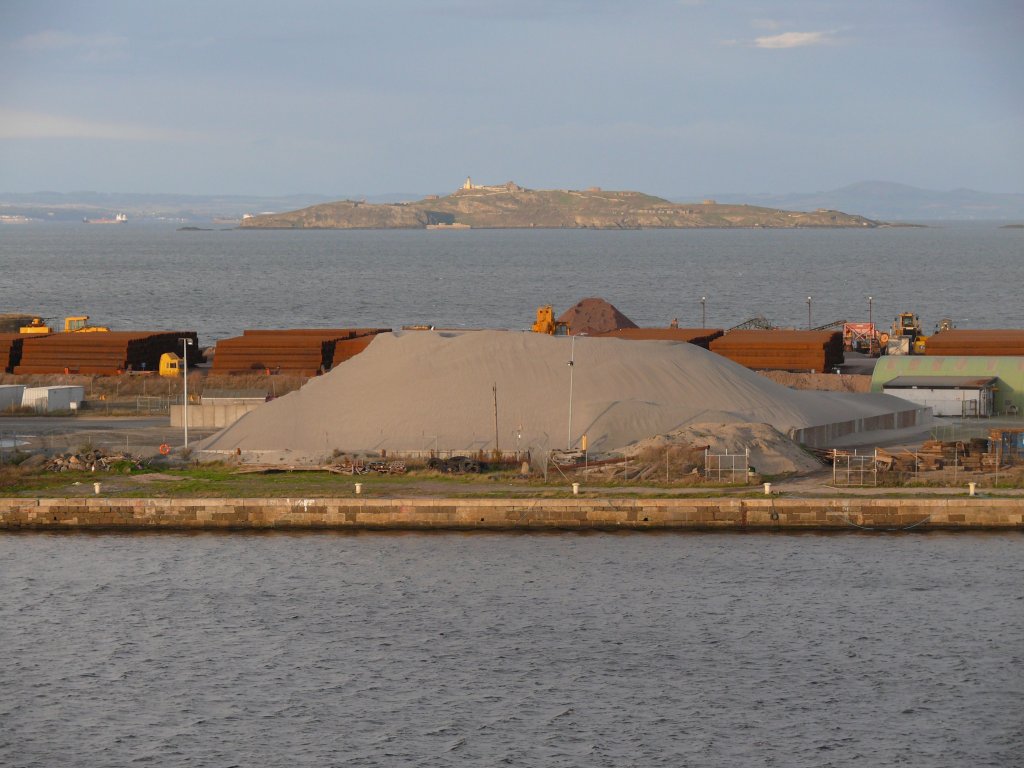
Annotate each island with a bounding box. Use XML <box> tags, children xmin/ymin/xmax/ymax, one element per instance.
<box><xmin>239</xmin><ymin>179</ymin><xmax>882</xmax><ymax>230</ymax></box>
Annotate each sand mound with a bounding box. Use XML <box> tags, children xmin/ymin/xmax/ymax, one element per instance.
<box><xmin>627</xmin><ymin>423</ymin><xmax>822</xmax><ymax>475</ymax></box>
<box><xmin>558</xmin><ymin>297</ymin><xmax>638</xmax><ymax>335</ymax></box>
<box><xmin>199</xmin><ymin>330</ymin><xmax>922</xmax><ymax>462</ymax></box>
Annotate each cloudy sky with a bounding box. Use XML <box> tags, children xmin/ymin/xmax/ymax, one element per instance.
<box><xmin>1</xmin><ymin>0</ymin><xmax>1021</xmax><ymax>196</ymax></box>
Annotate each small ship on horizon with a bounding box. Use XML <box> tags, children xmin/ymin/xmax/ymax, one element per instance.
<box><xmin>83</xmin><ymin>213</ymin><xmax>127</xmax><ymax>224</ymax></box>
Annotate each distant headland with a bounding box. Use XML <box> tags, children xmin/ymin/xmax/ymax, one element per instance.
<box><xmin>239</xmin><ymin>179</ymin><xmax>882</xmax><ymax>230</ymax></box>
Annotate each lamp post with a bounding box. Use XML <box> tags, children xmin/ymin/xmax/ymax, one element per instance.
<box><xmin>700</xmin><ymin>296</ymin><xmax>706</xmax><ymax>328</ymax></box>
<box><xmin>180</xmin><ymin>338</ymin><xmax>194</xmax><ymax>449</ymax></box>
<box><xmin>868</xmin><ymin>296</ymin><xmax>873</xmax><ymax>326</ymax></box>
<box><xmin>806</xmin><ymin>297</ymin><xmax>812</xmax><ymax>330</ymax></box>
<box><xmin>567</xmin><ymin>335</ymin><xmax>576</xmax><ymax>450</ymax></box>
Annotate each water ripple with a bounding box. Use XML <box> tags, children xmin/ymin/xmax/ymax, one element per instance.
<box><xmin>0</xmin><ymin>531</ymin><xmax>1021</xmax><ymax>767</ymax></box>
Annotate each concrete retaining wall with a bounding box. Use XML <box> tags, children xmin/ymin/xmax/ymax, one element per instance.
<box><xmin>170</xmin><ymin>403</ymin><xmax>260</xmax><ymax>428</ymax></box>
<box><xmin>1</xmin><ymin>497</ymin><xmax>1021</xmax><ymax>531</ymax></box>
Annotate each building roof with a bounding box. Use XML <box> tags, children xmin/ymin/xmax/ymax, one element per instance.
<box><xmin>882</xmin><ymin>376</ymin><xmax>997</xmax><ymax>389</ymax></box>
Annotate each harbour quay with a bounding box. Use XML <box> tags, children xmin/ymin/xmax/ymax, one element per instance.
<box><xmin>1</xmin><ymin>496</ymin><xmax>1021</xmax><ymax>531</ymax></box>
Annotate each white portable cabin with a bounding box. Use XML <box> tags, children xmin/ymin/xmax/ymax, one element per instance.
<box><xmin>21</xmin><ymin>385</ymin><xmax>86</xmax><ymax>413</ymax></box>
<box><xmin>881</xmin><ymin>376</ymin><xmax>997</xmax><ymax>417</ymax></box>
<box><xmin>0</xmin><ymin>385</ymin><xmax>25</xmax><ymax>411</ymax></box>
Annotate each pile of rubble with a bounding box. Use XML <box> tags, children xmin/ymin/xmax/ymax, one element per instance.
<box><xmin>44</xmin><ymin>449</ymin><xmax>145</xmax><ymax>472</ymax></box>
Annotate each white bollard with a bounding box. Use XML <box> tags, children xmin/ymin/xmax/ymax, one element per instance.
<box><xmin>354</xmin><ymin>483</ymin><xmax>362</xmax><ymax>495</ymax></box>
<box><xmin>968</xmin><ymin>482</ymin><xmax>977</xmax><ymax>496</ymax></box>
<box><xmin>763</xmin><ymin>482</ymin><xmax>772</xmax><ymax>495</ymax></box>
<box><xmin>572</xmin><ymin>482</ymin><xmax>580</xmax><ymax>495</ymax></box>
<box><xmin>93</xmin><ymin>482</ymin><xmax>101</xmax><ymax>495</ymax></box>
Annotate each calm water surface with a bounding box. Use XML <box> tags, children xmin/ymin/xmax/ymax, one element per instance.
<box><xmin>2</xmin><ymin>222</ymin><xmax>1022</xmax><ymax>341</ymax></box>
<box><xmin>1</xmin><ymin>531</ymin><xmax>1021</xmax><ymax>767</ymax></box>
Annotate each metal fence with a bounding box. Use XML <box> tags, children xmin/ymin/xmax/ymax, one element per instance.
<box><xmin>0</xmin><ymin>430</ymin><xmax>30</xmax><ymax>463</ymax></box>
<box><xmin>930</xmin><ymin>423</ymin><xmax>993</xmax><ymax>443</ymax></box>
<box><xmin>704</xmin><ymin>448</ymin><xmax>751</xmax><ymax>484</ymax></box>
<box><xmin>832</xmin><ymin>449</ymin><xmax>878</xmax><ymax>487</ymax></box>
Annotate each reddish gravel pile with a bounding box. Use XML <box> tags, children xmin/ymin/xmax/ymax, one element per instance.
<box><xmin>558</xmin><ymin>298</ymin><xmax>638</xmax><ymax>335</ymax></box>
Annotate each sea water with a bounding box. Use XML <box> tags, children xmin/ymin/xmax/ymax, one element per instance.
<box><xmin>0</xmin><ymin>531</ymin><xmax>1021</xmax><ymax>767</ymax></box>
<box><xmin>1</xmin><ymin>221</ymin><xmax>1021</xmax><ymax>342</ymax></box>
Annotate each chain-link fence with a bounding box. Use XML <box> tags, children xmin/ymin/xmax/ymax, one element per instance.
<box><xmin>832</xmin><ymin>449</ymin><xmax>878</xmax><ymax>486</ymax></box>
<box><xmin>704</xmin><ymin>448</ymin><xmax>751</xmax><ymax>484</ymax></box>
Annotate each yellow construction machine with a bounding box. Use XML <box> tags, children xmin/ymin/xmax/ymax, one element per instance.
<box><xmin>19</xmin><ymin>317</ymin><xmax>53</xmax><ymax>334</ymax></box>
<box><xmin>19</xmin><ymin>315</ymin><xmax>110</xmax><ymax>335</ymax></box>
<box><xmin>532</xmin><ymin>305</ymin><xmax>569</xmax><ymax>335</ymax></box>
<box><xmin>887</xmin><ymin>312</ymin><xmax>927</xmax><ymax>355</ymax></box>
<box><xmin>64</xmin><ymin>315</ymin><xmax>109</xmax><ymax>332</ymax></box>
<box><xmin>159</xmin><ymin>352</ymin><xmax>184</xmax><ymax>377</ymax></box>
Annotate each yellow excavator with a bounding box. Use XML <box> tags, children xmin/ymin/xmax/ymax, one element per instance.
<box><xmin>19</xmin><ymin>315</ymin><xmax>110</xmax><ymax>335</ymax></box>
<box><xmin>532</xmin><ymin>305</ymin><xmax>569</xmax><ymax>335</ymax></box>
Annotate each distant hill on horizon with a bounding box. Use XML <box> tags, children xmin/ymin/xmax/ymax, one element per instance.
<box><xmin>239</xmin><ymin>181</ymin><xmax>880</xmax><ymax>230</ymax></box>
<box><xmin>3</xmin><ymin>181</ymin><xmax>1022</xmax><ymax>223</ymax></box>
<box><xmin>690</xmin><ymin>181</ymin><xmax>1024</xmax><ymax>221</ymax></box>
<box><xmin>0</xmin><ymin>190</ymin><xmax>421</xmax><ymax>222</ymax></box>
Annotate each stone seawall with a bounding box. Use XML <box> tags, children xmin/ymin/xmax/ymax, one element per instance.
<box><xmin>1</xmin><ymin>497</ymin><xmax>1021</xmax><ymax>531</ymax></box>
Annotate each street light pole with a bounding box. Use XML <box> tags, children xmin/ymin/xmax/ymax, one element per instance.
<box><xmin>180</xmin><ymin>338</ymin><xmax>194</xmax><ymax>449</ymax></box>
<box><xmin>806</xmin><ymin>297</ymin><xmax>812</xmax><ymax>330</ymax></box>
<box><xmin>868</xmin><ymin>296</ymin><xmax>873</xmax><ymax>326</ymax></box>
<box><xmin>701</xmin><ymin>296</ymin><xmax>706</xmax><ymax>328</ymax></box>
<box><xmin>567</xmin><ymin>335</ymin><xmax>576</xmax><ymax>450</ymax></box>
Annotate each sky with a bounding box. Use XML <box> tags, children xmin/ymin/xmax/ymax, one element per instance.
<box><xmin>1</xmin><ymin>0</ymin><xmax>1022</xmax><ymax>197</ymax></box>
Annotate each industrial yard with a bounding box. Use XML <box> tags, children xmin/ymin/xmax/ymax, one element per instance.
<box><xmin>4</xmin><ymin>300</ymin><xmax>1024</xmax><ymax>496</ymax></box>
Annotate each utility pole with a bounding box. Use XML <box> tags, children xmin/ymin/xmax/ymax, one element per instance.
<box><xmin>180</xmin><ymin>337</ymin><xmax>194</xmax><ymax>449</ymax></box>
<box><xmin>492</xmin><ymin>383</ymin><xmax>499</xmax><ymax>455</ymax></box>
<box><xmin>567</xmin><ymin>335</ymin><xmax>576</xmax><ymax>450</ymax></box>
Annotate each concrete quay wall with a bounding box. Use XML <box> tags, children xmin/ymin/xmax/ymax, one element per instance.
<box><xmin>1</xmin><ymin>497</ymin><xmax>1021</xmax><ymax>531</ymax></box>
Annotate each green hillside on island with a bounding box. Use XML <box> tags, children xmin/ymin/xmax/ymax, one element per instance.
<box><xmin>239</xmin><ymin>180</ymin><xmax>882</xmax><ymax>230</ymax></box>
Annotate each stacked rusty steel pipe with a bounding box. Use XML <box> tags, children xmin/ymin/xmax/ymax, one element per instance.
<box><xmin>210</xmin><ymin>328</ymin><xmax>389</xmax><ymax>376</ymax></box>
<box><xmin>925</xmin><ymin>329</ymin><xmax>1024</xmax><ymax>356</ymax></box>
<box><xmin>593</xmin><ymin>327</ymin><xmax>725</xmax><ymax>349</ymax></box>
<box><xmin>709</xmin><ymin>329</ymin><xmax>844</xmax><ymax>372</ymax></box>
<box><xmin>11</xmin><ymin>331</ymin><xmax>199</xmax><ymax>375</ymax></box>
<box><xmin>0</xmin><ymin>333</ymin><xmax>26</xmax><ymax>373</ymax></box>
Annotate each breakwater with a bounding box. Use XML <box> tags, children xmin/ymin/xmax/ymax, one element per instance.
<box><xmin>1</xmin><ymin>497</ymin><xmax>1021</xmax><ymax>531</ymax></box>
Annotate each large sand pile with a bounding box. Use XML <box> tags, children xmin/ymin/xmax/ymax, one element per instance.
<box><xmin>199</xmin><ymin>330</ymin><xmax>923</xmax><ymax>462</ymax></box>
